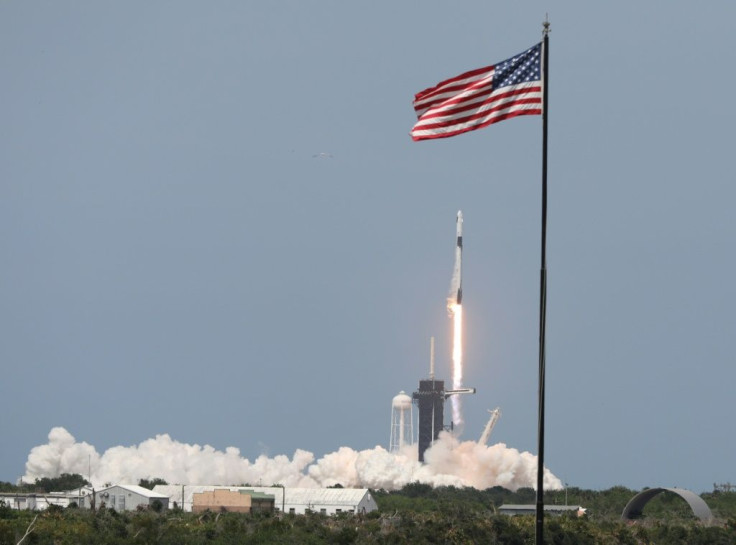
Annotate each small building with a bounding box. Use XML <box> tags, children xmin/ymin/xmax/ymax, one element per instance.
<box><xmin>248</xmin><ymin>491</ymin><xmax>276</xmax><ymax>513</ymax></box>
<box><xmin>192</xmin><ymin>489</ymin><xmax>275</xmax><ymax>514</ymax></box>
<box><xmin>92</xmin><ymin>484</ymin><xmax>169</xmax><ymax>511</ymax></box>
<box><xmin>192</xmin><ymin>489</ymin><xmax>250</xmax><ymax>513</ymax></box>
<box><xmin>499</xmin><ymin>504</ymin><xmax>586</xmax><ymax>517</ymax></box>
<box><xmin>277</xmin><ymin>488</ymin><xmax>377</xmax><ymax>515</ymax></box>
<box><xmin>0</xmin><ymin>491</ymin><xmax>86</xmax><ymax>511</ymax></box>
<box><xmin>154</xmin><ymin>485</ymin><xmax>377</xmax><ymax>515</ymax></box>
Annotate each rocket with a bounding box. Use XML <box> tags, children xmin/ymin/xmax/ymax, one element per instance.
<box><xmin>449</xmin><ymin>210</ymin><xmax>463</xmax><ymax>305</ymax></box>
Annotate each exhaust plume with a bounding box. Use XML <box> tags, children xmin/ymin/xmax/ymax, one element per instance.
<box><xmin>447</xmin><ymin>211</ymin><xmax>464</xmax><ymax>428</ymax></box>
<box><xmin>448</xmin><ymin>303</ymin><xmax>464</xmax><ymax>428</ymax></box>
<box><xmin>22</xmin><ymin>427</ymin><xmax>562</xmax><ymax>492</ymax></box>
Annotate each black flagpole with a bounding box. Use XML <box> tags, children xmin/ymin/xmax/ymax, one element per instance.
<box><xmin>535</xmin><ymin>18</ymin><xmax>550</xmax><ymax>545</ymax></box>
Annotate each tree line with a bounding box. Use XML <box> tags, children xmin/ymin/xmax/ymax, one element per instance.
<box><xmin>2</xmin><ymin>477</ymin><xmax>736</xmax><ymax>544</ymax></box>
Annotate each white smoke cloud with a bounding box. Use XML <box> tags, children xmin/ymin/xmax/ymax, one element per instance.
<box><xmin>23</xmin><ymin>427</ymin><xmax>562</xmax><ymax>491</ymax></box>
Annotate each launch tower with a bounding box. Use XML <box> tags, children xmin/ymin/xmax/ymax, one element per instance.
<box><xmin>412</xmin><ymin>379</ymin><xmax>445</xmax><ymax>462</ymax></box>
<box><xmin>412</xmin><ymin>337</ymin><xmax>475</xmax><ymax>462</ymax></box>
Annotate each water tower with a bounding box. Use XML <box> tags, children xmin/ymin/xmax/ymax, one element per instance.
<box><xmin>389</xmin><ymin>391</ymin><xmax>414</xmax><ymax>453</ymax></box>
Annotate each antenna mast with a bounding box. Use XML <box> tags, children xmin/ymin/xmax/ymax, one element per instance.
<box><xmin>429</xmin><ymin>336</ymin><xmax>435</xmax><ymax>380</ymax></box>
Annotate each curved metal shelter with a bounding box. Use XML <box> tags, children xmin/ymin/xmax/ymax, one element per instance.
<box><xmin>621</xmin><ymin>487</ymin><xmax>713</xmax><ymax>522</ymax></box>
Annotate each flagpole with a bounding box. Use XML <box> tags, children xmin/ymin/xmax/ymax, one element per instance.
<box><xmin>535</xmin><ymin>18</ymin><xmax>550</xmax><ymax>545</ymax></box>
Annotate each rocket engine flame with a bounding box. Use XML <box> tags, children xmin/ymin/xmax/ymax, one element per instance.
<box><xmin>449</xmin><ymin>303</ymin><xmax>463</xmax><ymax>428</ymax></box>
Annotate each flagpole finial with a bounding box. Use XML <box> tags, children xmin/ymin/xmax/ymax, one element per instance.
<box><xmin>543</xmin><ymin>14</ymin><xmax>550</xmax><ymax>36</ymax></box>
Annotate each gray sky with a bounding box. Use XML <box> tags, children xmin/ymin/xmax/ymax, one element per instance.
<box><xmin>2</xmin><ymin>1</ymin><xmax>734</xmax><ymax>492</ymax></box>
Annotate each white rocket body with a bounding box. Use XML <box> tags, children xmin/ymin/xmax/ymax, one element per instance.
<box><xmin>449</xmin><ymin>211</ymin><xmax>463</xmax><ymax>305</ymax></box>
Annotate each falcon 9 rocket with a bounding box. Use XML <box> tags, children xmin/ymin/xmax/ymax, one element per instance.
<box><xmin>449</xmin><ymin>211</ymin><xmax>463</xmax><ymax>306</ymax></box>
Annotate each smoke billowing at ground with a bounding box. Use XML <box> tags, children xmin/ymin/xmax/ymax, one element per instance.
<box><xmin>23</xmin><ymin>427</ymin><xmax>562</xmax><ymax>492</ymax></box>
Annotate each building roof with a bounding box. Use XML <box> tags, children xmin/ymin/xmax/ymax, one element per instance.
<box><xmin>279</xmin><ymin>488</ymin><xmax>371</xmax><ymax>506</ymax></box>
<box><xmin>58</xmin><ymin>485</ymin><xmax>95</xmax><ymax>496</ymax></box>
<box><xmin>239</xmin><ymin>490</ymin><xmax>276</xmax><ymax>500</ymax></box>
<box><xmin>621</xmin><ymin>487</ymin><xmax>712</xmax><ymax>521</ymax></box>
<box><xmin>99</xmin><ymin>484</ymin><xmax>169</xmax><ymax>499</ymax></box>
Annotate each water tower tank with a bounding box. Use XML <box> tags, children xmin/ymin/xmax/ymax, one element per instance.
<box><xmin>389</xmin><ymin>391</ymin><xmax>414</xmax><ymax>453</ymax></box>
<box><xmin>392</xmin><ymin>391</ymin><xmax>412</xmax><ymax>410</ymax></box>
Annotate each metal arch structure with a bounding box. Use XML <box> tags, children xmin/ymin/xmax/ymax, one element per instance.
<box><xmin>621</xmin><ymin>487</ymin><xmax>713</xmax><ymax>522</ymax></box>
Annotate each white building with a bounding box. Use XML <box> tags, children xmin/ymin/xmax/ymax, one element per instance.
<box><xmin>0</xmin><ymin>491</ymin><xmax>86</xmax><ymax>511</ymax></box>
<box><xmin>153</xmin><ymin>485</ymin><xmax>377</xmax><ymax>515</ymax></box>
<box><xmin>89</xmin><ymin>484</ymin><xmax>169</xmax><ymax>511</ymax></box>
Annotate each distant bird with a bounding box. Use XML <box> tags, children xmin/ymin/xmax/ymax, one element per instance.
<box><xmin>312</xmin><ymin>152</ymin><xmax>334</xmax><ymax>159</ymax></box>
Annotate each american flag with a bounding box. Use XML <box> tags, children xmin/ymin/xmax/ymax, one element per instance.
<box><xmin>410</xmin><ymin>43</ymin><xmax>542</xmax><ymax>141</ymax></box>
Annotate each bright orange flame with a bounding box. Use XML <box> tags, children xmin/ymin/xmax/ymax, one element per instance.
<box><xmin>449</xmin><ymin>303</ymin><xmax>463</xmax><ymax>426</ymax></box>
<box><xmin>450</xmin><ymin>304</ymin><xmax>463</xmax><ymax>382</ymax></box>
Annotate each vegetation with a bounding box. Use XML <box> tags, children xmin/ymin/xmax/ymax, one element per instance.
<box><xmin>0</xmin><ymin>473</ymin><xmax>89</xmax><ymax>494</ymax></box>
<box><xmin>138</xmin><ymin>478</ymin><xmax>168</xmax><ymax>490</ymax></box>
<box><xmin>376</xmin><ymin>483</ymin><xmax>736</xmax><ymax>521</ymax></box>
<box><xmin>0</xmin><ymin>481</ymin><xmax>735</xmax><ymax>544</ymax></box>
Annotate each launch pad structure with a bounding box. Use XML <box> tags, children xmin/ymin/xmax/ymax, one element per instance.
<box><xmin>412</xmin><ymin>379</ymin><xmax>445</xmax><ymax>462</ymax></box>
<box><xmin>412</xmin><ymin>337</ymin><xmax>475</xmax><ymax>463</ymax></box>
<box><xmin>412</xmin><ymin>379</ymin><xmax>476</xmax><ymax>462</ymax></box>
